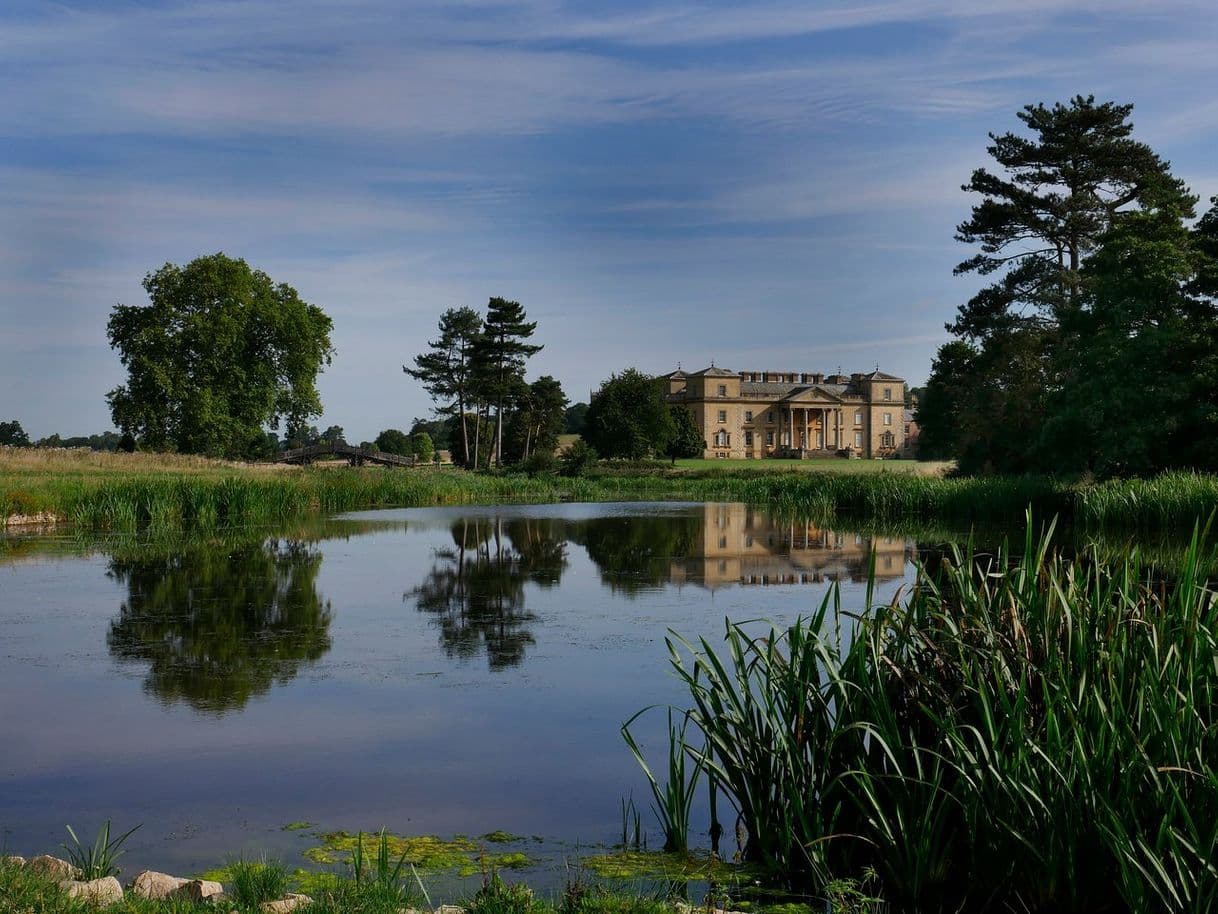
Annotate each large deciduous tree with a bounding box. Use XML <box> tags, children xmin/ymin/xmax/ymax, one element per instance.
<box><xmin>106</xmin><ymin>253</ymin><xmax>333</xmax><ymax>459</ymax></box>
<box><xmin>584</xmin><ymin>369</ymin><xmax>675</xmax><ymax>460</ymax></box>
<box><xmin>404</xmin><ymin>307</ymin><xmax>482</xmax><ymax>467</ymax></box>
<box><xmin>0</xmin><ymin>420</ymin><xmax>31</xmax><ymax>447</ymax></box>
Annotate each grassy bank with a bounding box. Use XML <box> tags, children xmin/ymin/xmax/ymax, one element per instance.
<box><xmin>641</xmin><ymin>520</ymin><xmax>1218</xmax><ymax>912</ymax></box>
<box><xmin>0</xmin><ymin>855</ymin><xmax>731</xmax><ymax>914</ymax></box>
<box><xmin>4</xmin><ymin>448</ymin><xmax>1218</xmax><ymax>532</ymax></box>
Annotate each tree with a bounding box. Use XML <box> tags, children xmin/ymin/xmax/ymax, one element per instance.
<box><xmin>409</xmin><ymin>417</ymin><xmax>450</xmax><ymax>451</ymax></box>
<box><xmin>320</xmin><ymin>425</ymin><xmax>346</xmax><ymax>445</ymax></box>
<box><xmin>411</xmin><ymin>431</ymin><xmax>435</xmax><ymax>463</ymax></box>
<box><xmin>0</xmin><ymin>420</ymin><xmax>31</xmax><ymax>447</ymax></box>
<box><xmin>1047</xmin><ymin>199</ymin><xmax>1218</xmax><ymax>474</ymax></box>
<box><xmin>375</xmin><ymin>428</ymin><xmax>411</xmax><ymax>456</ymax></box>
<box><xmin>664</xmin><ymin>405</ymin><xmax>704</xmax><ymax>462</ymax></box>
<box><xmin>405</xmin><ymin>307</ymin><xmax>482</xmax><ymax>467</ymax></box>
<box><xmin>929</xmin><ymin>97</ymin><xmax>1196</xmax><ymax>472</ymax></box>
<box><xmin>106</xmin><ymin>253</ymin><xmax>333</xmax><ymax>458</ymax></box>
<box><xmin>472</xmin><ymin>297</ymin><xmax>543</xmax><ymax>467</ymax></box>
<box><xmin>914</xmin><ymin>342</ymin><xmax>978</xmax><ymax>461</ymax></box>
<box><xmin>504</xmin><ymin>375</ymin><xmax>568</xmax><ymax>464</ymax></box>
<box><xmin>564</xmin><ymin>402</ymin><xmax>589</xmax><ymax>434</ymax></box>
<box><xmin>583</xmin><ymin>369</ymin><xmax>675</xmax><ymax>460</ymax></box>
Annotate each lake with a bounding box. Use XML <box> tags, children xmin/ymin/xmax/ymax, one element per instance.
<box><xmin>0</xmin><ymin>501</ymin><xmax>920</xmax><ymax>890</ymax></box>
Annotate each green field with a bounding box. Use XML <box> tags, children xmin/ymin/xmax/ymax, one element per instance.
<box><xmin>669</xmin><ymin>457</ymin><xmax>950</xmax><ymax>475</ymax></box>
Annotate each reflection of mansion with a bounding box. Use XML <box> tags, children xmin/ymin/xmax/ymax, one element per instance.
<box><xmin>664</xmin><ymin>365</ymin><xmax>907</xmax><ymax>459</ymax></box>
<box><xmin>669</xmin><ymin>504</ymin><xmax>910</xmax><ymax>590</ymax></box>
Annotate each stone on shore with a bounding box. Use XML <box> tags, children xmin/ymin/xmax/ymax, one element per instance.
<box><xmin>177</xmin><ymin>879</ymin><xmax>226</xmax><ymax>901</ymax></box>
<box><xmin>259</xmin><ymin>892</ymin><xmax>313</xmax><ymax>913</ymax></box>
<box><xmin>129</xmin><ymin>870</ymin><xmax>190</xmax><ymax>899</ymax></box>
<box><xmin>2</xmin><ymin>855</ymin><xmax>26</xmax><ymax>868</ymax></box>
<box><xmin>26</xmin><ymin>855</ymin><xmax>80</xmax><ymax>881</ymax></box>
<box><xmin>62</xmin><ymin>876</ymin><xmax>124</xmax><ymax>905</ymax></box>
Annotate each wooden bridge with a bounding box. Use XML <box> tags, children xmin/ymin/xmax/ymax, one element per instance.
<box><xmin>274</xmin><ymin>442</ymin><xmax>416</xmax><ymax>468</ymax></box>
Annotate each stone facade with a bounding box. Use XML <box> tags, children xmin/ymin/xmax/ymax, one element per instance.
<box><xmin>664</xmin><ymin>366</ymin><xmax>906</xmax><ymax>459</ymax></box>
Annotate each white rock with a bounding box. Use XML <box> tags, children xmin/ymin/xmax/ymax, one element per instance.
<box><xmin>259</xmin><ymin>892</ymin><xmax>313</xmax><ymax>913</ymax></box>
<box><xmin>176</xmin><ymin>879</ymin><xmax>226</xmax><ymax>901</ymax></box>
<box><xmin>129</xmin><ymin>870</ymin><xmax>190</xmax><ymax>899</ymax></box>
<box><xmin>62</xmin><ymin>876</ymin><xmax>123</xmax><ymax>905</ymax></box>
<box><xmin>2</xmin><ymin>855</ymin><xmax>26</xmax><ymax>868</ymax></box>
<box><xmin>26</xmin><ymin>855</ymin><xmax>80</xmax><ymax>881</ymax></box>
<box><xmin>436</xmin><ymin>906</ymin><xmax>466</xmax><ymax>914</ymax></box>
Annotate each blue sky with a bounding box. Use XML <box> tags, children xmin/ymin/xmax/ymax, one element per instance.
<box><xmin>2</xmin><ymin>0</ymin><xmax>1216</xmax><ymax>441</ymax></box>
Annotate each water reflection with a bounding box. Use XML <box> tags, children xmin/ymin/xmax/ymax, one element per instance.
<box><xmin>410</xmin><ymin>518</ymin><xmax>568</xmax><ymax>669</ymax></box>
<box><xmin>106</xmin><ymin>539</ymin><xmax>332</xmax><ymax>714</ymax></box>
<box><xmin>407</xmin><ymin>505</ymin><xmax>914</xmax><ymax>668</ymax></box>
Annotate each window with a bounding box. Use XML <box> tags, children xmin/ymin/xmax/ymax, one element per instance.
<box><xmin>767</xmin><ymin>411</ymin><xmax>774</xmax><ymax>422</ymax></box>
<box><xmin>719</xmin><ymin>537</ymin><xmax>727</xmax><ymax>549</ymax></box>
<box><xmin>717</xmin><ymin>409</ymin><xmax>727</xmax><ymax>423</ymax></box>
<box><xmin>744</xmin><ymin>410</ymin><xmax>753</xmax><ymax>422</ymax></box>
<box><xmin>883</xmin><ymin>387</ymin><xmax>892</xmax><ymax>401</ymax></box>
<box><xmin>744</xmin><ymin>430</ymin><xmax>753</xmax><ymax>446</ymax></box>
<box><xmin>765</xmin><ymin>431</ymin><xmax>774</xmax><ymax>446</ymax></box>
<box><xmin>853</xmin><ymin>409</ymin><xmax>862</xmax><ymax>425</ymax></box>
<box><xmin>855</xmin><ymin>431</ymin><xmax>863</xmax><ymax>447</ymax></box>
<box><xmin>881</xmin><ymin>431</ymin><xmax>895</xmax><ymax>448</ymax></box>
<box><xmin>714</xmin><ymin>430</ymin><xmax>729</xmax><ymax>447</ymax></box>
<box><xmin>718</xmin><ymin>384</ymin><xmax>727</xmax><ymax>397</ymax></box>
<box><xmin>883</xmin><ymin>412</ymin><xmax>892</xmax><ymax>426</ymax></box>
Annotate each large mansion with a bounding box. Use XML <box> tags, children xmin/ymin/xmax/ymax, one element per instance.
<box><xmin>664</xmin><ymin>365</ymin><xmax>907</xmax><ymax>460</ymax></box>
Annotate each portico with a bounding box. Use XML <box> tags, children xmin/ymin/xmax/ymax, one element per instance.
<box><xmin>775</xmin><ymin>388</ymin><xmax>846</xmax><ymax>454</ymax></box>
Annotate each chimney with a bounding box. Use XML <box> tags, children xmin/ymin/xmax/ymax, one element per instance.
<box><xmin>812</xmin><ymin>373</ymin><xmax>824</xmax><ymax>384</ymax></box>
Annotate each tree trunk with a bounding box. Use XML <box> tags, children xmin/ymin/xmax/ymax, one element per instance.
<box><xmin>495</xmin><ymin>396</ymin><xmax>504</xmax><ymax>468</ymax></box>
<box><xmin>473</xmin><ymin>405</ymin><xmax>483</xmax><ymax>470</ymax></box>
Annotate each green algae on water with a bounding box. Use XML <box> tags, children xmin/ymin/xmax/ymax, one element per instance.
<box><xmin>580</xmin><ymin>849</ymin><xmax>748</xmax><ymax>881</ymax></box>
<box><xmin>304</xmin><ymin>831</ymin><xmax>533</xmax><ymax>875</ymax></box>
<box><xmin>282</xmin><ymin>821</ymin><xmax>316</xmax><ymax>831</ymax></box>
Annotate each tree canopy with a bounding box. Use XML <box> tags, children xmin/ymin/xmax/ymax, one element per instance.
<box><xmin>106</xmin><ymin>253</ymin><xmax>333</xmax><ymax>459</ymax></box>
<box><xmin>583</xmin><ymin>369</ymin><xmax>675</xmax><ymax>460</ymax></box>
<box><xmin>375</xmin><ymin>428</ymin><xmax>411</xmax><ymax>456</ymax></box>
<box><xmin>0</xmin><ymin>420</ymin><xmax>31</xmax><ymax>447</ymax></box>
<box><xmin>664</xmin><ymin>405</ymin><xmax>704</xmax><ymax>461</ymax></box>
<box><xmin>920</xmin><ymin>97</ymin><xmax>1218</xmax><ymax>474</ymax></box>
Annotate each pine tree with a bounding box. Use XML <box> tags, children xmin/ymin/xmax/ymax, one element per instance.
<box><xmin>404</xmin><ymin>307</ymin><xmax>482</xmax><ymax>467</ymax></box>
<box><xmin>473</xmin><ymin>297</ymin><xmax>543</xmax><ymax>468</ymax></box>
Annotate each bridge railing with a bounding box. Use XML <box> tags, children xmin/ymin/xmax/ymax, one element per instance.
<box><xmin>274</xmin><ymin>442</ymin><xmax>416</xmax><ymax>467</ymax></box>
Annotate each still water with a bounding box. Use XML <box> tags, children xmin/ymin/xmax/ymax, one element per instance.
<box><xmin>0</xmin><ymin>502</ymin><xmax>918</xmax><ymax>883</ymax></box>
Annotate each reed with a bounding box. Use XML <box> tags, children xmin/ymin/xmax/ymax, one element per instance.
<box><xmin>653</xmin><ymin>516</ymin><xmax>1218</xmax><ymax>913</ymax></box>
<box><xmin>7</xmin><ymin>445</ymin><xmax>1218</xmax><ymax>534</ymax></box>
<box><xmin>60</xmin><ymin>820</ymin><xmax>141</xmax><ymax>880</ymax></box>
<box><xmin>621</xmin><ymin>709</ymin><xmax>705</xmax><ymax>853</ymax></box>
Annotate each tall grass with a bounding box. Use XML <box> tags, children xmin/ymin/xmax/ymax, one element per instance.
<box><xmin>7</xmin><ymin>446</ymin><xmax>1218</xmax><ymax>533</ymax></box>
<box><xmin>651</xmin><ymin>516</ymin><xmax>1218</xmax><ymax>913</ymax></box>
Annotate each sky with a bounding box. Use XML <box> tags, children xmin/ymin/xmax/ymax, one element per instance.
<box><xmin>2</xmin><ymin>0</ymin><xmax>1217</xmax><ymax>442</ymax></box>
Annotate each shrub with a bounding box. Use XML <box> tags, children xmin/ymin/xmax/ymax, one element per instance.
<box><xmin>559</xmin><ymin>439</ymin><xmax>598</xmax><ymax>477</ymax></box>
<box><xmin>519</xmin><ymin>450</ymin><xmax>557</xmax><ymax>477</ymax></box>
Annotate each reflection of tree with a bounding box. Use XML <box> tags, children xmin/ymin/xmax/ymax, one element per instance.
<box><xmin>569</xmin><ymin>514</ymin><xmax>702</xmax><ymax>595</ymax></box>
<box><xmin>106</xmin><ymin>540</ymin><xmax>332</xmax><ymax>714</ymax></box>
<box><xmin>409</xmin><ymin>518</ymin><xmax>567</xmax><ymax>670</ymax></box>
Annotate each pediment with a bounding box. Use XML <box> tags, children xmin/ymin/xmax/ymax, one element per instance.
<box><xmin>781</xmin><ymin>385</ymin><xmax>844</xmax><ymax>403</ymax></box>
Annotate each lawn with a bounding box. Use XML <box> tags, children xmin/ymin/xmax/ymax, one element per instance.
<box><xmin>670</xmin><ymin>457</ymin><xmax>951</xmax><ymax>475</ymax></box>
